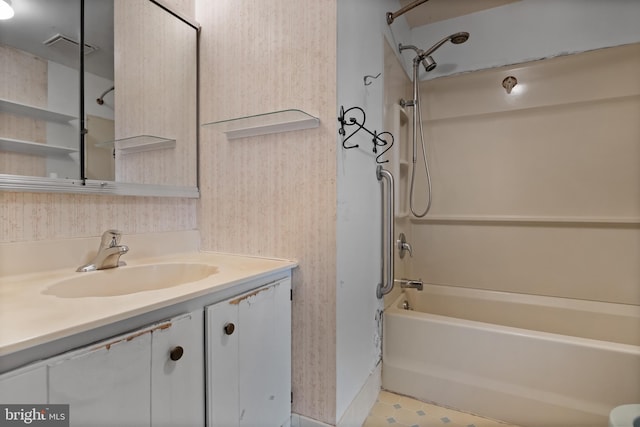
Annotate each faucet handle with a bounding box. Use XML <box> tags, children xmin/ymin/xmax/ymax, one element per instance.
<box><xmin>100</xmin><ymin>229</ymin><xmax>122</xmax><ymax>248</ymax></box>
<box><xmin>397</xmin><ymin>232</ymin><xmax>413</xmax><ymax>258</ymax></box>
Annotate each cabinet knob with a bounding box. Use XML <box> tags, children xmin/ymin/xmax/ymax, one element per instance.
<box><xmin>224</xmin><ymin>322</ymin><xmax>235</xmax><ymax>335</ymax></box>
<box><xmin>170</xmin><ymin>346</ymin><xmax>184</xmax><ymax>361</ymax></box>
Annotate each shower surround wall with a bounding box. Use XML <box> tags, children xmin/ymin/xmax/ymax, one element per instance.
<box><xmin>382</xmin><ymin>43</ymin><xmax>640</xmax><ymax>422</ymax></box>
<box><xmin>408</xmin><ymin>43</ymin><xmax>640</xmax><ymax>306</ymax></box>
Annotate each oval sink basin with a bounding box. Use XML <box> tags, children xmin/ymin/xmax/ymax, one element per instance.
<box><xmin>43</xmin><ymin>263</ymin><xmax>218</xmax><ymax>298</ymax></box>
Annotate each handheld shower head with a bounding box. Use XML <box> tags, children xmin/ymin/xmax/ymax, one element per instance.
<box><xmin>400</xmin><ymin>32</ymin><xmax>469</xmax><ymax>73</ymax></box>
<box><xmin>450</xmin><ymin>31</ymin><xmax>470</xmax><ymax>45</ymax></box>
<box><xmin>422</xmin><ymin>31</ymin><xmax>470</xmax><ymax>58</ymax></box>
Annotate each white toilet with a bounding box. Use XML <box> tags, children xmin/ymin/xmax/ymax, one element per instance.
<box><xmin>609</xmin><ymin>404</ymin><xmax>640</xmax><ymax>427</ymax></box>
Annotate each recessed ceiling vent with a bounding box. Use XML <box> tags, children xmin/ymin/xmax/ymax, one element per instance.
<box><xmin>43</xmin><ymin>33</ymin><xmax>99</xmax><ymax>56</ymax></box>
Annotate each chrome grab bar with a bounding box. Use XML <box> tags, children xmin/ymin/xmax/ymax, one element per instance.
<box><xmin>376</xmin><ymin>165</ymin><xmax>395</xmax><ymax>298</ymax></box>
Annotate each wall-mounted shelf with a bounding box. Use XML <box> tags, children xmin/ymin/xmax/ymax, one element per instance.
<box><xmin>95</xmin><ymin>135</ymin><xmax>176</xmax><ymax>154</ymax></box>
<box><xmin>202</xmin><ymin>109</ymin><xmax>320</xmax><ymax>140</ymax></box>
<box><xmin>0</xmin><ymin>98</ymin><xmax>76</xmax><ymax>123</ymax></box>
<box><xmin>0</xmin><ymin>137</ymin><xmax>77</xmax><ymax>156</ymax></box>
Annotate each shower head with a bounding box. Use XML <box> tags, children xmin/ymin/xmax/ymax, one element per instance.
<box><xmin>399</xmin><ymin>44</ymin><xmax>435</xmax><ymax>72</ymax></box>
<box><xmin>422</xmin><ymin>31</ymin><xmax>470</xmax><ymax>58</ymax></box>
<box><xmin>450</xmin><ymin>32</ymin><xmax>470</xmax><ymax>44</ymax></box>
<box><xmin>399</xmin><ymin>32</ymin><xmax>469</xmax><ymax>73</ymax></box>
<box><xmin>421</xmin><ymin>56</ymin><xmax>436</xmax><ymax>72</ymax></box>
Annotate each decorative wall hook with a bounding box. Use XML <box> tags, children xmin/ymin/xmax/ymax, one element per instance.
<box><xmin>364</xmin><ymin>73</ymin><xmax>381</xmax><ymax>86</ymax></box>
<box><xmin>338</xmin><ymin>105</ymin><xmax>394</xmax><ymax>164</ymax></box>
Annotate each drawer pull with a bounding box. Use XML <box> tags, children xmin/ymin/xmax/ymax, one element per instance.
<box><xmin>170</xmin><ymin>346</ymin><xmax>184</xmax><ymax>361</ymax></box>
<box><xmin>224</xmin><ymin>322</ymin><xmax>235</xmax><ymax>335</ymax></box>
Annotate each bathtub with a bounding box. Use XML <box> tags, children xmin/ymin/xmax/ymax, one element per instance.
<box><xmin>382</xmin><ymin>284</ymin><xmax>640</xmax><ymax>427</ymax></box>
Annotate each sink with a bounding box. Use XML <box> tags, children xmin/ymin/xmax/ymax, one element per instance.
<box><xmin>43</xmin><ymin>263</ymin><xmax>218</xmax><ymax>298</ymax></box>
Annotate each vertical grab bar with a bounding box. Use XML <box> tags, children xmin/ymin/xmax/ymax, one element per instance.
<box><xmin>376</xmin><ymin>165</ymin><xmax>395</xmax><ymax>298</ymax></box>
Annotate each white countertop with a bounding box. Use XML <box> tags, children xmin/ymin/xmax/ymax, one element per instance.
<box><xmin>0</xmin><ymin>251</ymin><xmax>296</xmax><ymax>357</ymax></box>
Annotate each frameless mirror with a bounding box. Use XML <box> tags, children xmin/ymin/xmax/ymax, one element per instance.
<box><xmin>0</xmin><ymin>0</ymin><xmax>199</xmax><ymax>197</ymax></box>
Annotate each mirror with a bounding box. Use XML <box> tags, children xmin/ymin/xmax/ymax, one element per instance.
<box><xmin>0</xmin><ymin>0</ymin><xmax>81</xmax><ymax>180</ymax></box>
<box><xmin>0</xmin><ymin>0</ymin><xmax>199</xmax><ymax>197</ymax></box>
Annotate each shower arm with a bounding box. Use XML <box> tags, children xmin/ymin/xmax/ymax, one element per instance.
<box><xmin>96</xmin><ymin>86</ymin><xmax>115</xmax><ymax>105</ymax></box>
<box><xmin>387</xmin><ymin>0</ymin><xmax>430</xmax><ymax>25</ymax></box>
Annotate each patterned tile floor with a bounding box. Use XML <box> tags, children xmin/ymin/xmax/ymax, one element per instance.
<box><xmin>363</xmin><ymin>391</ymin><xmax>521</xmax><ymax>427</ymax></box>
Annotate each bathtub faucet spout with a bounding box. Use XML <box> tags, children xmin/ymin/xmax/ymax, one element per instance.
<box><xmin>395</xmin><ymin>278</ymin><xmax>423</xmax><ymax>291</ymax></box>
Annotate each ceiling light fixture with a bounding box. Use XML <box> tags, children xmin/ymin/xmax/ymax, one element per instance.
<box><xmin>0</xmin><ymin>0</ymin><xmax>14</xmax><ymax>20</ymax></box>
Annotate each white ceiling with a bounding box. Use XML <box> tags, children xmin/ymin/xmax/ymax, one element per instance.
<box><xmin>396</xmin><ymin>0</ymin><xmax>519</xmax><ymax>28</ymax></box>
<box><xmin>2</xmin><ymin>0</ymin><xmax>519</xmax><ymax>81</ymax></box>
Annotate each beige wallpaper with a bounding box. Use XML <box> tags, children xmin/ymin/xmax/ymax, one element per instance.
<box><xmin>159</xmin><ymin>0</ymin><xmax>194</xmax><ymax>20</ymax></box>
<box><xmin>407</xmin><ymin>44</ymin><xmax>640</xmax><ymax>305</ymax></box>
<box><xmin>0</xmin><ymin>192</ymin><xmax>196</xmax><ymax>243</ymax></box>
<box><xmin>195</xmin><ymin>0</ymin><xmax>337</xmax><ymax>423</ymax></box>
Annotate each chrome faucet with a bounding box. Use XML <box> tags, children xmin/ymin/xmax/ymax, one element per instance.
<box><xmin>394</xmin><ymin>278</ymin><xmax>423</xmax><ymax>291</ymax></box>
<box><xmin>77</xmin><ymin>230</ymin><xmax>129</xmax><ymax>272</ymax></box>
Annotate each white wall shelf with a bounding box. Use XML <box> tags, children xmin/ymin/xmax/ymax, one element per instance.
<box><xmin>202</xmin><ymin>109</ymin><xmax>320</xmax><ymax>139</ymax></box>
<box><xmin>0</xmin><ymin>98</ymin><xmax>76</xmax><ymax>123</ymax></box>
<box><xmin>95</xmin><ymin>135</ymin><xmax>176</xmax><ymax>154</ymax></box>
<box><xmin>0</xmin><ymin>137</ymin><xmax>77</xmax><ymax>157</ymax></box>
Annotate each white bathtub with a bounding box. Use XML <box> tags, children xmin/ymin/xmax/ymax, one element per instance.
<box><xmin>382</xmin><ymin>284</ymin><xmax>640</xmax><ymax>427</ymax></box>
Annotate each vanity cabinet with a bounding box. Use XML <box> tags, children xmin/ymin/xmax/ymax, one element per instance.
<box><xmin>0</xmin><ymin>311</ymin><xmax>204</xmax><ymax>426</ymax></box>
<box><xmin>0</xmin><ymin>364</ymin><xmax>47</xmax><ymax>403</ymax></box>
<box><xmin>206</xmin><ymin>278</ymin><xmax>292</xmax><ymax>427</ymax></box>
<box><xmin>0</xmin><ymin>270</ymin><xmax>293</xmax><ymax>427</ymax></box>
<box><xmin>47</xmin><ymin>311</ymin><xmax>204</xmax><ymax>426</ymax></box>
<box><xmin>48</xmin><ymin>325</ymin><xmax>153</xmax><ymax>425</ymax></box>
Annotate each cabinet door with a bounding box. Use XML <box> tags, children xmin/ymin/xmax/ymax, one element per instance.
<box><xmin>0</xmin><ymin>365</ymin><xmax>47</xmax><ymax>403</ymax></box>
<box><xmin>237</xmin><ymin>280</ymin><xmax>291</xmax><ymax>427</ymax></box>
<box><xmin>206</xmin><ymin>279</ymin><xmax>291</xmax><ymax>427</ymax></box>
<box><xmin>206</xmin><ymin>294</ymin><xmax>240</xmax><ymax>427</ymax></box>
<box><xmin>48</xmin><ymin>329</ymin><xmax>152</xmax><ymax>427</ymax></box>
<box><xmin>151</xmin><ymin>311</ymin><xmax>205</xmax><ymax>427</ymax></box>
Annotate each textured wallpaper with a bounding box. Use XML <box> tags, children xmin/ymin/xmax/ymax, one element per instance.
<box><xmin>0</xmin><ymin>192</ymin><xmax>196</xmax><ymax>243</ymax></box>
<box><xmin>196</xmin><ymin>0</ymin><xmax>338</xmax><ymax>423</ymax></box>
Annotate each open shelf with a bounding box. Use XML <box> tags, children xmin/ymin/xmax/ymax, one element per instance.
<box><xmin>95</xmin><ymin>135</ymin><xmax>176</xmax><ymax>154</ymax></box>
<box><xmin>0</xmin><ymin>98</ymin><xmax>76</xmax><ymax>123</ymax></box>
<box><xmin>202</xmin><ymin>109</ymin><xmax>320</xmax><ymax>139</ymax></box>
<box><xmin>0</xmin><ymin>137</ymin><xmax>77</xmax><ymax>156</ymax></box>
